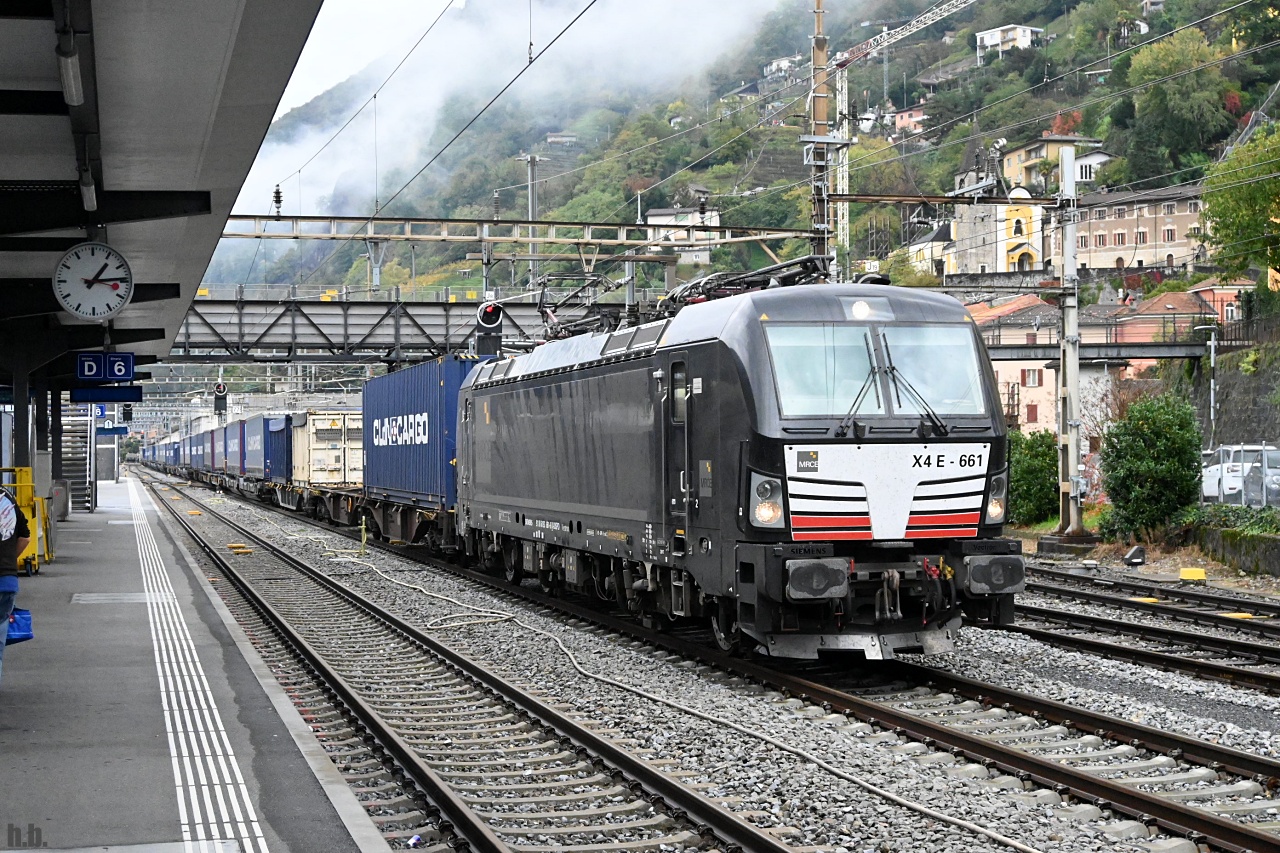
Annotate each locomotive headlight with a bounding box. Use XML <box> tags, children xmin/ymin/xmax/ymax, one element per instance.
<box><xmin>985</xmin><ymin>474</ymin><xmax>1008</xmax><ymax>525</ymax></box>
<box><xmin>749</xmin><ymin>473</ymin><xmax>786</xmax><ymax>528</ymax></box>
<box><xmin>754</xmin><ymin>500</ymin><xmax>783</xmax><ymax>525</ymax></box>
<box><xmin>850</xmin><ymin>300</ymin><xmax>872</xmax><ymax>320</ymax></box>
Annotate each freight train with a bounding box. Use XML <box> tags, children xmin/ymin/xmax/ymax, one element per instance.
<box><xmin>146</xmin><ymin>281</ymin><xmax>1024</xmax><ymax>659</ymax></box>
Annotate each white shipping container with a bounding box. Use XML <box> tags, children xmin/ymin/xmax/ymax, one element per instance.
<box><xmin>291</xmin><ymin>410</ymin><xmax>363</xmax><ymax>487</ymax></box>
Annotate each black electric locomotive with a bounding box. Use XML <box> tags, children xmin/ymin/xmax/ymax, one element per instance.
<box><xmin>456</xmin><ymin>282</ymin><xmax>1024</xmax><ymax>659</ymax></box>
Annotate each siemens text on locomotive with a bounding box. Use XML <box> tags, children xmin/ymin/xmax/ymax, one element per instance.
<box><xmin>147</xmin><ymin>281</ymin><xmax>1025</xmax><ymax>659</ymax></box>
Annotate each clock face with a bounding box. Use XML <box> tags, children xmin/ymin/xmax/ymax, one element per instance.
<box><xmin>52</xmin><ymin>242</ymin><xmax>135</xmax><ymax>321</ymax></box>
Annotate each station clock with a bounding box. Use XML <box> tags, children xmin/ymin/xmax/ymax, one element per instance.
<box><xmin>52</xmin><ymin>242</ymin><xmax>135</xmax><ymax>321</ymax></box>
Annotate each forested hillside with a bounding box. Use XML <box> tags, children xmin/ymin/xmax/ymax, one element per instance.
<box><xmin>205</xmin><ymin>0</ymin><xmax>1280</xmax><ymax>294</ymax></box>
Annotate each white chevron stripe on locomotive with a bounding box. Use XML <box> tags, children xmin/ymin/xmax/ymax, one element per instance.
<box><xmin>785</xmin><ymin>443</ymin><xmax>991</xmax><ymax>540</ymax></box>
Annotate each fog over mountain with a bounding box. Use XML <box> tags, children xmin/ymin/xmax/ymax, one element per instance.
<box><xmin>234</xmin><ymin>0</ymin><xmax>781</xmax><ymax>217</ymax></box>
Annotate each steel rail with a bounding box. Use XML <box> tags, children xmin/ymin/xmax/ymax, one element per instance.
<box><xmin>158</xmin><ymin>480</ymin><xmax>793</xmax><ymax>853</ymax></box>
<box><xmin>887</xmin><ymin>660</ymin><xmax>1280</xmax><ymax>786</ymax></box>
<box><xmin>1018</xmin><ymin>603</ymin><xmax>1280</xmax><ymax>663</ymax></box>
<box><xmin>1028</xmin><ymin>580</ymin><xmax>1280</xmax><ymax>639</ymax></box>
<box><xmin>1008</xmin><ymin>614</ymin><xmax>1280</xmax><ymax>695</ymax></box>
<box><xmin>1028</xmin><ymin>565</ymin><xmax>1280</xmax><ymax>619</ymax></box>
<box><xmin>144</xmin><ymin>472</ymin><xmax>1280</xmax><ymax>853</ymax></box>
<box><xmin>146</xmin><ymin>482</ymin><xmax>510</xmax><ymax>853</ymax></box>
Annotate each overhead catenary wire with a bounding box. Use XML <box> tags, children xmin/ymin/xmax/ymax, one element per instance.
<box><xmin>277</xmin><ymin>0</ymin><xmax>454</xmax><ymax>191</ymax></box>
<box><xmin>845</xmin><ymin>38</ymin><xmax>1280</xmax><ymax>178</ymax></box>
<box><xmin>281</xmin><ymin>0</ymin><xmax>1258</xmax><ymax>292</ymax></box>
<box><xmin>294</xmin><ymin>0</ymin><xmax>601</xmax><ymax>287</ymax></box>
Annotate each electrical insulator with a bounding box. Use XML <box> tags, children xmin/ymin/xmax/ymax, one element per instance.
<box><xmin>272</xmin><ymin>184</ymin><xmax>283</xmax><ymax>217</ymax></box>
<box><xmin>476</xmin><ymin>301</ymin><xmax>504</xmax><ymax>329</ymax></box>
<box><xmin>492</xmin><ymin>190</ymin><xmax>500</xmax><ymax>221</ymax></box>
<box><xmin>699</xmin><ymin>197</ymin><xmax>707</xmax><ymax>217</ymax></box>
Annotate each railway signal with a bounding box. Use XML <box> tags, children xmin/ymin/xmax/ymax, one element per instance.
<box><xmin>476</xmin><ymin>302</ymin><xmax>503</xmax><ymax>329</ymax></box>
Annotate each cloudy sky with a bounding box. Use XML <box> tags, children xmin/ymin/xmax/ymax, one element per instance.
<box><xmin>235</xmin><ymin>0</ymin><xmax>780</xmax><ymax>215</ymax></box>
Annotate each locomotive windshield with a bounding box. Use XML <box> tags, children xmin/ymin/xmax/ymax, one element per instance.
<box><xmin>881</xmin><ymin>325</ymin><xmax>987</xmax><ymax>416</ymax></box>
<box><xmin>764</xmin><ymin>322</ymin><xmax>987</xmax><ymax>418</ymax></box>
<box><xmin>765</xmin><ymin>325</ymin><xmax>884</xmax><ymax>418</ymax></box>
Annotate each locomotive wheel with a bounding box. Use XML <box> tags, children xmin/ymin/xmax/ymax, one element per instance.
<box><xmin>502</xmin><ymin>540</ymin><xmax>524</xmax><ymax>585</ymax></box>
<box><xmin>710</xmin><ymin>602</ymin><xmax>742</xmax><ymax>654</ymax></box>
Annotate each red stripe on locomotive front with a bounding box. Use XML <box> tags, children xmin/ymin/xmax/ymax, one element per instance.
<box><xmin>906</xmin><ymin>511</ymin><xmax>981</xmax><ymax>526</ymax></box>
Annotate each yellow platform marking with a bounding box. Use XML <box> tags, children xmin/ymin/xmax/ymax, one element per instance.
<box><xmin>1179</xmin><ymin>567</ymin><xmax>1207</xmax><ymax>581</ymax></box>
<box><xmin>1128</xmin><ymin>597</ymin><xmax>1161</xmax><ymax>603</ymax></box>
<box><xmin>1218</xmin><ymin>612</ymin><xmax>1260</xmax><ymax>619</ymax></box>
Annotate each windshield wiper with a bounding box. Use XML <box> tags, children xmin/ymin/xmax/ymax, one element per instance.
<box><xmin>880</xmin><ymin>332</ymin><xmax>950</xmax><ymax>438</ymax></box>
<box><xmin>834</xmin><ymin>333</ymin><xmax>880</xmax><ymax>439</ymax></box>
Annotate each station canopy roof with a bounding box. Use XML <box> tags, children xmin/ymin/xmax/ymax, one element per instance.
<box><xmin>0</xmin><ymin>0</ymin><xmax>321</xmax><ymax>374</ymax></box>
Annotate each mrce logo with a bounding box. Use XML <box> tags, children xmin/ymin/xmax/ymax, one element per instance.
<box><xmin>796</xmin><ymin>451</ymin><xmax>819</xmax><ymax>472</ymax></box>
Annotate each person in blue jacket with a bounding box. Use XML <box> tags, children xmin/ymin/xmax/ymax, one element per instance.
<box><xmin>0</xmin><ymin>488</ymin><xmax>31</xmax><ymax>686</ymax></box>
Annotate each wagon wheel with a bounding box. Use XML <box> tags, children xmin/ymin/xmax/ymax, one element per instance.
<box><xmin>710</xmin><ymin>600</ymin><xmax>741</xmax><ymax>654</ymax></box>
<box><xmin>502</xmin><ymin>539</ymin><xmax>524</xmax><ymax>585</ymax></box>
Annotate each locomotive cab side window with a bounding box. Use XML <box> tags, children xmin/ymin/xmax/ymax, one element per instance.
<box><xmin>671</xmin><ymin>362</ymin><xmax>688</xmax><ymax>423</ymax></box>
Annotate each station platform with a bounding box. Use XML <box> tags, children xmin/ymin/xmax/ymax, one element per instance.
<box><xmin>0</xmin><ymin>477</ymin><xmax>389</xmax><ymax>853</ymax></box>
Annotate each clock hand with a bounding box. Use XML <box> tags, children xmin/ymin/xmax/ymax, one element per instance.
<box><xmin>84</xmin><ymin>263</ymin><xmax>109</xmax><ymax>287</ymax></box>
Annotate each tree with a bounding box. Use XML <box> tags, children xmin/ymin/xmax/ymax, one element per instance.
<box><xmin>1008</xmin><ymin>430</ymin><xmax>1060</xmax><ymax>524</ymax></box>
<box><xmin>1100</xmin><ymin>393</ymin><xmax>1202</xmax><ymax>541</ymax></box>
<box><xmin>1127</xmin><ymin>29</ymin><xmax>1233</xmax><ymax>158</ymax></box>
<box><xmin>1202</xmin><ymin>126</ymin><xmax>1280</xmax><ymax>277</ymax></box>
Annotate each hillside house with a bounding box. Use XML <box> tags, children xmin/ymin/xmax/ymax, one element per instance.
<box><xmin>907</xmin><ymin>223</ymin><xmax>950</xmax><ymax>275</ymax></box>
<box><xmin>1047</xmin><ymin>184</ymin><xmax>1206</xmax><ymax>271</ymax></box>
<box><xmin>1000</xmin><ymin>133</ymin><xmax>1103</xmax><ymax>189</ymax></box>
<box><xmin>976</xmin><ymin>25</ymin><xmax>1045</xmax><ymax>62</ymax></box>
<box><xmin>1190</xmin><ymin>277</ymin><xmax>1255</xmax><ymax>324</ymax></box>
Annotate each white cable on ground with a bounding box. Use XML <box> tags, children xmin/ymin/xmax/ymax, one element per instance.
<box><xmin>323</xmin><ymin>550</ymin><xmax>1049</xmax><ymax>853</ymax></box>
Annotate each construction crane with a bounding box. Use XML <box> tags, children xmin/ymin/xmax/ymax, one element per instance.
<box><xmin>831</xmin><ymin>0</ymin><xmax>980</xmax><ymax>272</ymax></box>
<box><xmin>855</xmin><ymin>17</ymin><xmax>911</xmax><ymax>109</ymax></box>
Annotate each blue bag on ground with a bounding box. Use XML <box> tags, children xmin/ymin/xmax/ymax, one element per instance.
<box><xmin>6</xmin><ymin>608</ymin><xmax>32</xmax><ymax>645</ymax></box>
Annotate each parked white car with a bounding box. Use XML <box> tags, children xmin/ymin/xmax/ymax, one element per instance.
<box><xmin>1202</xmin><ymin>444</ymin><xmax>1277</xmax><ymax>503</ymax></box>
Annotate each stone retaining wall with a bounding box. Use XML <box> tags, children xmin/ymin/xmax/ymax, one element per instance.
<box><xmin>1191</xmin><ymin>527</ymin><xmax>1280</xmax><ymax>577</ymax></box>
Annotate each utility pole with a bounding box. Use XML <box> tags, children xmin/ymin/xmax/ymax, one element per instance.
<box><xmin>807</xmin><ymin>0</ymin><xmax>832</xmax><ymax>270</ymax></box>
<box><xmin>1057</xmin><ymin>145</ymin><xmax>1085</xmax><ymax>537</ymax></box>
<box><xmin>517</xmin><ymin>153</ymin><xmax>541</xmax><ymax>288</ymax></box>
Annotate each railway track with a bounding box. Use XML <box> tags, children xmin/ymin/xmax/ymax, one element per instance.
<box><xmin>142</xmin><ymin>469</ymin><xmax>1280</xmax><ymax>853</ymax></box>
<box><xmin>143</xmin><ymin>476</ymin><xmax>794</xmax><ymax>853</ymax></box>
<box><xmin>1026</xmin><ymin>567</ymin><xmax>1280</xmax><ymax>640</ymax></box>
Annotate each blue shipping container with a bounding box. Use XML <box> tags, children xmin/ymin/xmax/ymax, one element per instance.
<box><xmin>226</xmin><ymin>421</ymin><xmax>245</xmax><ymax>475</ymax></box>
<box><xmin>244</xmin><ymin>415</ymin><xmax>267</xmax><ymax>479</ymax></box>
<box><xmin>363</xmin><ymin>354</ymin><xmax>486</xmax><ymax>507</ymax></box>
<box><xmin>266</xmin><ymin>416</ymin><xmax>291</xmax><ymax>484</ymax></box>
<box><xmin>212</xmin><ymin>429</ymin><xmax>225</xmax><ymax>473</ymax></box>
<box><xmin>190</xmin><ymin>433</ymin><xmax>206</xmax><ymax>471</ymax></box>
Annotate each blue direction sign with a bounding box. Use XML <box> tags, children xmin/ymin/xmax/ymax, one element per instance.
<box><xmin>76</xmin><ymin>353</ymin><xmax>105</xmax><ymax>381</ymax></box>
<box><xmin>76</xmin><ymin>352</ymin><xmax>135</xmax><ymax>382</ymax></box>
<box><xmin>71</xmin><ymin>386</ymin><xmax>143</xmax><ymax>403</ymax></box>
<box><xmin>98</xmin><ymin>426</ymin><xmax>129</xmax><ymax>436</ymax></box>
<box><xmin>107</xmin><ymin>353</ymin><xmax>134</xmax><ymax>381</ymax></box>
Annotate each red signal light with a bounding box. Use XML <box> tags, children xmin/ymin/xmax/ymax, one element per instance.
<box><xmin>477</xmin><ymin>301</ymin><xmax>504</xmax><ymax>329</ymax></box>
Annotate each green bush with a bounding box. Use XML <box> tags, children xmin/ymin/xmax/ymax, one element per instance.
<box><xmin>1008</xmin><ymin>429</ymin><xmax>1059</xmax><ymax>524</ymax></box>
<box><xmin>1176</xmin><ymin>504</ymin><xmax>1280</xmax><ymax>536</ymax></box>
<box><xmin>1100</xmin><ymin>394</ymin><xmax>1203</xmax><ymax>541</ymax></box>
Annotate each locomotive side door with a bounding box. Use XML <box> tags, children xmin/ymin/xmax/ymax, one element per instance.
<box><xmin>663</xmin><ymin>354</ymin><xmax>691</xmax><ymax>556</ymax></box>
